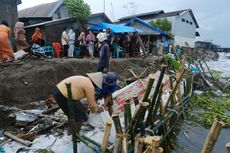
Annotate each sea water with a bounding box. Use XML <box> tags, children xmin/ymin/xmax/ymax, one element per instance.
<box><xmin>207</xmin><ymin>52</ymin><xmax>230</xmax><ymax>77</ymax></box>
<box><xmin>174</xmin><ymin>52</ymin><xmax>230</xmax><ymax>153</ymax></box>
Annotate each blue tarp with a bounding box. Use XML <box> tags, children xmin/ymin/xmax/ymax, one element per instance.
<box><xmin>89</xmin><ymin>23</ymin><xmax>142</xmax><ymax>33</ymax></box>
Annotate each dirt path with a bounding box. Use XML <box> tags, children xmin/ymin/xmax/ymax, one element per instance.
<box><xmin>0</xmin><ymin>57</ymin><xmax>159</xmax><ymax>107</ymax></box>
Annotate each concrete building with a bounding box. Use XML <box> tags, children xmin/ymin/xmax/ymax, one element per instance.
<box><xmin>118</xmin><ymin>9</ymin><xmax>200</xmax><ymax>47</ymax></box>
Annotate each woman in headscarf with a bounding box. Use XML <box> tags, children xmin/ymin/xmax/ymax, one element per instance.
<box><xmin>14</xmin><ymin>21</ymin><xmax>29</xmax><ymax>51</ymax></box>
<box><xmin>0</xmin><ymin>21</ymin><xmax>15</xmax><ymax>62</ymax></box>
<box><xmin>32</xmin><ymin>27</ymin><xmax>42</xmax><ymax>45</ymax></box>
<box><xmin>68</xmin><ymin>29</ymin><xmax>76</xmax><ymax>58</ymax></box>
<box><xmin>86</xmin><ymin>30</ymin><xmax>95</xmax><ymax>59</ymax></box>
<box><xmin>78</xmin><ymin>31</ymin><xmax>86</xmax><ymax>58</ymax></box>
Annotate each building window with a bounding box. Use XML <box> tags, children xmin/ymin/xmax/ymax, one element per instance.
<box><xmin>186</xmin><ymin>20</ymin><xmax>189</xmax><ymax>23</ymax></box>
<box><xmin>190</xmin><ymin>22</ymin><xmax>193</xmax><ymax>25</ymax></box>
<box><xmin>182</xmin><ymin>18</ymin><xmax>185</xmax><ymax>22</ymax></box>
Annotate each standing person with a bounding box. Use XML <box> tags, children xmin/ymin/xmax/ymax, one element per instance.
<box><xmin>130</xmin><ymin>32</ymin><xmax>139</xmax><ymax>57</ymax></box>
<box><xmin>86</xmin><ymin>30</ymin><xmax>96</xmax><ymax>59</ymax></box>
<box><xmin>122</xmin><ymin>32</ymin><xmax>131</xmax><ymax>58</ymax></box>
<box><xmin>61</xmin><ymin>27</ymin><xmax>69</xmax><ymax>58</ymax></box>
<box><xmin>32</xmin><ymin>27</ymin><xmax>42</xmax><ymax>46</ymax></box>
<box><xmin>14</xmin><ymin>22</ymin><xmax>29</xmax><ymax>51</ymax></box>
<box><xmin>78</xmin><ymin>31</ymin><xmax>86</xmax><ymax>58</ymax></box>
<box><xmin>0</xmin><ymin>21</ymin><xmax>15</xmax><ymax>62</ymax></box>
<box><xmin>51</xmin><ymin>75</ymin><xmax>104</xmax><ymax>135</ymax></box>
<box><xmin>106</xmin><ymin>27</ymin><xmax>114</xmax><ymax>55</ymax></box>
<box><xmin>97</xmin><ymin>32</ymin><xmax>110</xmax><ymax>73</ymax></box>
<box><xmin>67</xmin><ymin>29</ymin><xmax>75</xmax><ymax>58</ymax></box>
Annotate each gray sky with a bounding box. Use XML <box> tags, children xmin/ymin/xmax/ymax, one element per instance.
<box><xmin>18</xmin><ymin>0</ymin><xmax>230</xmax><ymax>47</ymax></box>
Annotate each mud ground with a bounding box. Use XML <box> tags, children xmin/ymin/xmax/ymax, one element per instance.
<box><xmin>0</xmin><ymin>57</ymin><xmax>159</xmax><ymax>107</ymax></box>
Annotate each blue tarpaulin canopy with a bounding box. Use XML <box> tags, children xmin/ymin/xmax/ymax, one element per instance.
<box><xmin>89</xmin><ymin>23</ymin><xmax>142</xmax><ymax>33</ymax></box>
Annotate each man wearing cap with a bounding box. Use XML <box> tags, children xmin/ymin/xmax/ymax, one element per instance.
<box><xmin>87</xmin><ymin>72</ymin><xmax>118</xmax><ymax>115</ymax></box>
<box><xmin>97</xmin><ymin>32</ymin><xmax>110</xmax><ymax>73</ymax></box>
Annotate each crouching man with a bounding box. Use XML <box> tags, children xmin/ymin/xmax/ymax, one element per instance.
<box><xmin>51</xmin><ymin>72</ymin><xmax>117</xmax><ymax>134</ymax></box>
<box><xmin>51</xmin><ymin>75</ymin><xmax>104</xmax><ymax>135</ymax></box>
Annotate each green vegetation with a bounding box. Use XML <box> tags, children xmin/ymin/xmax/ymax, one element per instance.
<box><xmin>188</xmin><ymin>92</ymin><xmax>230</xmax><ymax>128</ymax></box>
<box><xmin>149</xmin><ymin>18</ymin><xmax>172</xmax><ymax>32</ymax></box>
<box><xmin>164</xmin><ymin>55</ymin><xmax>181</xmax><ymax>70</ymax></box>
<box><xmin>64</xmin><ymin>0</ymin><xmax>91</xmax><ymax>23</ymax></box>
<box><xmin>211</xmin><ymin>70</ymin><xmax>223</xmax><ymax>78</ymax></box>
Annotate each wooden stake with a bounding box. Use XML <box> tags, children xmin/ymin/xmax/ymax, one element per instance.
<box><xmin>201</xmin><ymin>119</ymin><xmax>225</xmax><ymax>153</ymax></box>
<box><xmin>4</xmin><ymin>132</ymin><xmax>32</xmax><ymax>147</ymax></box>
<box><xmin>226</xmin><ymin>143</ymin><xmax>230</xmax><ymax>153</ymax></box>
<box><xmin>101</xmin><ymin>119</ymin><xmax>113</xmax><ymax>153</ymax></box>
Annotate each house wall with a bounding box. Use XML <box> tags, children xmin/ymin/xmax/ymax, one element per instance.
<box><xmin>25</xmin><ymin>20</ymin><xmax>79</xmax><ymax>45</ymax></box>
<box><xmin>53</xmin><ymin>4</ymin><xmax>69</xmax><ymax>19</ymax></box>
<box><xmin>0</xmin><ymin>0</ymin><xmax>18</xmax><ymax>33</ymax></box>
<box><xmin>172</xmin><ymin>11</ymin><xmax>196</xmax><ymax>47</ymax></box>
<box><xmin>87</xmin><ymin>16</ymin><xmax>109</xmax><ymax>25</ymax></box>
<box><xmin>144</xmin><ymin>11</ymin><xmax>197</xmax><ymax>47</ymax></box>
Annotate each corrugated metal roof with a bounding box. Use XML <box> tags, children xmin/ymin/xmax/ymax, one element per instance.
<box><xmin>118</xmin><ymin>9</ymin><xmax>199</xmax><ymax>28</ymax></box>
<box><xmin>18</xmin><ymin>0</ymin><xmax>63</xmax><ymax>18</ymax></box>
<box><xmin>119</xmin><ymin>10</ymin><xmax>164</xmax><ymax>21</ymax></box>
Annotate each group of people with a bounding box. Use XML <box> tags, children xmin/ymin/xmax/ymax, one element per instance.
<box><xmin>61</xmin><ymin>28</ymin><xmax>97</xmax><ymax>59</ymax></box>
<box><xmin>0</xmin><ymin>20</ymin><xmax>50</xmax><ymax>63</ymax></box>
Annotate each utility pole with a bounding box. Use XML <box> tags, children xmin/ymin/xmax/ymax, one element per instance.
<box><xmin>103</xmin><ymin>0</ymin><xmax>106</xmax><ymax>21</ymax></box>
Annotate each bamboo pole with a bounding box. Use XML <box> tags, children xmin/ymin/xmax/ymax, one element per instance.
<box><xmin>133</xmin><ymin>96</ymin><xmax>139</xmax><ymax>107</ymax></box>
<box><xmin>101</xmin><ymin>119</ymin><xmax>113</xmax><ymax>153</ymax></box>
<box><xmin>127</xmin><ymin>102</ymin><xmax>149</xmax><ymax>134</ymax></box>
<box><xmin>176</xmin><ymin>70</ymin><xmax>182</xmax><ymax>103</ymax></box>
<box><xmin>122</xmin><ymin>134</ymin><xmax>128</xmax><ymax>153</ymax></box>
<box><xmin>163</xmin><ymin>68</ymin><xmax>186</xmax><ymax>114</ymax></box>
<box><xmin>151</xmin><ymin>84</ymin><xmax>163</xmax><ymax>128</ymax></box>
<box><xmin>169</xmin><ymin>75</ymin><xmax>175</xmax><ymax>106</ymax></box>
<box><xmin>142</xmin><ymin>76</ymin><xmax>155</xmax><ymax>102</ymax></box>
<box><xmin>112</xmin><ymin>114</ymin><xmax>123</xmax><ymax>153</ymax></box>
<box><xmin>124</xmin><ymin>99</ymin><xmax>132</xmax><ymax>131</ymax></box>
<box><xmin>146</xmin><ymin>65</ymin><xmax>166</xmax><ymax>126</ymax></box>
<box><xmin>66</xmin><ymin>83</ymin><xmax>77</xmax><ymax>153</ymax></box>
<box><xmin>113</xmin><ymin>134</ymin><xmax>122</xmax><ymax>153</ymax></box>
<box><xmin>134</xmin><ymin>136</ymin><xmax>145</xmax><ymax>153</ymax></box>
<box><xmin>226</xmin><ymin>143</ymin><xmax>230</xmax><ymax>153</ymax></box>
<box><xmin>201</xmin><ymin>119</ymin><xmax>225</xmax><ymax>153</ymax></box>
<box><xmin>112</xmin><ymin>114</ymin><xmax>122</xmax><ymax>134</ymax></box>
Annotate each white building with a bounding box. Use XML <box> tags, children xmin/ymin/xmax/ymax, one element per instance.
<box><xmin>118</xmin><ymin>9</ymin><xmax>200</xmax><ymax>47</ymax></box>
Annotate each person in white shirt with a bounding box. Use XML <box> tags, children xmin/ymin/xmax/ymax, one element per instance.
<box><xmin>61</xmin><ymin>27</ymin><xmax>69</xmax><ymax>57</ymax></box>
<box><xmin>68</xmin><ymin>29</ymin><xmax>75</xmax><ymax>58</ymax></box>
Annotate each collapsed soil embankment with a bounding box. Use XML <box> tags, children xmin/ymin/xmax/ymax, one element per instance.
<box><xmin>0</xmin><ymin>58</ymin><xmax>159</xmax><ymax>106</ymax></box>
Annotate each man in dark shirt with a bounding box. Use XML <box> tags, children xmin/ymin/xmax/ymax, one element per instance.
<box><xmin>106</xmin><ymin>27</ymin><xmax>114</xmax><ymax>54</ymax></box>
<box><xmin>97</xmin><ymin>32</ymin><xmax>110</xmax><ymax>73</ymax></box>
